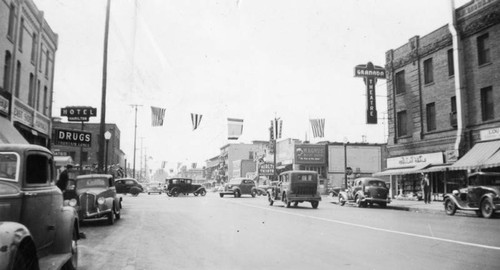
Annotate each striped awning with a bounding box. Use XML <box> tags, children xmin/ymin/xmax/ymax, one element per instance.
<box><xmin>373</xmin><ymin>163</ymin><xmax>430</xmax><ymax>176</ymax></box>
<box><xmin>449</xmin><ymin>140</ymin><xmax>500</xmax><ymax>170</ymax></box>
<box><xmin>419</xmin><ymin>164</ymin><xmax>452</xmax><ymax>173</ymax></box>
<box><xmin>480</xmin><ymin>149</ymin><xmax>500</xmax><ymax>169</ymax></box>
<box><xmin>0</xmin><ymin>117</ymin><xmax>28</xmax><ymax>144</ymax></box>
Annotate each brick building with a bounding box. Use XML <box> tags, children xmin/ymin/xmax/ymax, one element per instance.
<box><xmin>0</xmin><ymin>0</ymin><xmax>57</xmax><ymax>147</ymax></box>
<box><xmin>377</xmin><ymin>0</ymin><xmax>500</xmax><ymax>200</ymax></box>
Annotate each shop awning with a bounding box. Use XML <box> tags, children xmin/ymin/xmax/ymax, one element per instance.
<box><xmin>419</xmin><ymin>164</ymin><xmax>452</xmax><ymax>173</ymax></box>
<box><xmin>479</xmin><ymin>149</ymin><xmax>500</xmax><ymax>169</ymax></box>
<box><xmin>372</xmin><ymin>163</ymin><xmax>430</xmax><ymax>176</ymax></box>
<box><xmin>0</xmin><ymin>117</ymin><xmax>28</xmax><ymax>144</ymax></box>
<box><xmin>449</xmin><ymin>140</ymin><xmax>500</xmax><ymax>171</ymax></box>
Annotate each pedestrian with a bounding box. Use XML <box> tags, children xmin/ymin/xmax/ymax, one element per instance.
<box><xmin>421</xmin><ymin>173</ymin><xmax>431</xmax><ymax>204</ymax></box>
<box><xmin>57</xmin><ymin>164</ymin><xmax>73</xmax><ymax>191</ymax></box>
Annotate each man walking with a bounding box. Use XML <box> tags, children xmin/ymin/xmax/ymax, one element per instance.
<box><xmin>421</xmin><ymin>173</ymin><xmax>431</xmax><ymax>204</ymax></box>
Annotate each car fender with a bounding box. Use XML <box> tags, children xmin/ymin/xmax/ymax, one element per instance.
<box><xmin>443</xmin><ymin>194</ymin><xmax>470</xmax><ymax>210</ymax></box>
<box><xmin>355</xmin><ymin>191</ymin><xmax>365</xmax><ymax>201</ymax></box>
<box><xmin>0</xmin><ymin>222</ymin><xmax>33</xmax><ymax>270</ymax></box>
<box><xmin>338</xmin><ymin>191</ymin><xmax>348</xmax><ymax>199</ymax></box>
<box><xmin>52</xmin><ymin>206</ymin><xmax>79</xmax><ymax>254</ymax></box>
<box><xmin>480</xmin><ymin>193</ymin><xmax>498</xmax><ymax>209</ymax></box>
<box><xmin>194</xmin><ymin>187</ymin><xmax>206</xmax><ymax>193</ymax></box>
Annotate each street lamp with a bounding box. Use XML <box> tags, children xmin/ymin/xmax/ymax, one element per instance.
<box><xmin>104</xmin><ymin>131</ymin><xmax>112</xmax><ymax>174</ymax></box>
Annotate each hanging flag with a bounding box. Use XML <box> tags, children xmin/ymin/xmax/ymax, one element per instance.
<box><xmin>310</xmin><ymin>118</ymin><xmax>325</xmax><ymax>138</ymax></box>
<box><xmin>271</xmin><ymin>118</ymin><xmax>283</xmax><ymax>140</ymax></box>
<box><xmin>151</xmin><ymin>106</ymin><xmax>166</xmax><ymax>127</ymax></box>
<box><xmin>227</xmin><ymin>118</ymin><xmax>244</xmax><ymax>140</ymax></box>
<box><xmin>191</xmin><ymin>113</ymin><xmax>203</xmax><ymax>130</ymax></box>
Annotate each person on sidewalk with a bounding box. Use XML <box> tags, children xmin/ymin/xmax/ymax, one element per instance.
<box><xmin>420</xmin><ymin>173</ymin><xmax>431</xmax><ymax>204</ymax></box>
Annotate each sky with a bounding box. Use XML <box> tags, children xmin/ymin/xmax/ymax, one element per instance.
<box><xmin>34</xmin><ymin>0</ymin><xmax>468</xmax><ymax>171</ymax></box>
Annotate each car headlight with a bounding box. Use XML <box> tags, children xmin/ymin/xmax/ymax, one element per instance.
<box><xmin>69</xmin><ymin>199</ymin><xmax>77</xmax><ymax>207</ymax></box>
<box><xmin>97</xmin><ymin>197</ymin><xmax>105</xmax><ymax>205</ymax></box>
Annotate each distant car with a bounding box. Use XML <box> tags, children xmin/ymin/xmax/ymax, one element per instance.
<box><xmin>165</xmin><ymin>178</ymin><xmax>207</xmax><ymax>197</ymax></box>
<box><xmin>0</xmin><ymin>144</ymin><xmax>80</xmax><ymax>270</ymax></box>
<box><xmin>115</xmin><ymin>178</ymin><xmax>144</xmax><ymax>196</ymax></box>
<box><xmin>219</xmin><ymin>178</ymin><xmax>257</xmax><ymax>198</ymax></box>
<box><xmin>444</xmin><ymin>172</ymin><xmax>500</xmax><ymax>218</ymax></box>
<box><xmin>254</xmin><ymin>185</ymin><xmax>270</xmax><ymax>196</ymax></box>
<box><xmin>146</xmin><ymin>182</ymin><xmax>164</xmax><ymax>195</ymax></box>
<box><xmin>65</xmin><ymin>174</ymin><xmax>122</xmax><ymax>225</ymax></box>
<box><xmin>338</xmin><ymin>177</ymin><xmax>390</xmax><ymax>208</ymax></box>
<box><xmin>268</xmin><ymin>170</ymin><xmax>321</xmax><ymax>208</ymax></box>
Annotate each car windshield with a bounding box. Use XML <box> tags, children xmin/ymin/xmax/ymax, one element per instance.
<box><xmin>229</xmin><ymin>179</ymin><xmax>242</xmax><ymax>184</ymax></box>
<box><xmin>0</xmin><ymin>153</ymin><xmax>19</xmax><ymax>182</ymax></box>
<box><xmin>77</xmin><ymin>178</ymin><xmax>107</xmax><ymax>188</ymax></box>
<box><xmin>367</xmin><ymin>180</ymin><xmax>386</xmax><ymax>187</ymax></box>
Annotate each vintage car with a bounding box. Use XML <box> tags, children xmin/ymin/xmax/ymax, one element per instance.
<box><xmin>338</xmin><ymin>177</ymin><xmax>391</xmax><ymax>208</ymax></box>
<box><xmin>0</xmin><ymin>144</ymin><xmax>80</xmax><ymax>270</ymax></box>
<box><xmin>115</xmin><ymin>177</ymin><xmax>144</xmax><ymax>196</ymax></box>
<box><xmin>146</xmin><ymin>181</ymin><xmax>164</xmax><ymax>195</ymax></box>
<box><xmin>254</xmin><ymin>185</ymin><xmax>270</xmax><ymax>196</ymax></box>
<box><xmin>165</xmin><ymin>178</ymin><xmax>207</xmax><ymax>197</ymax></box>
<box><xmin>219</xmin><ymin>178</ymin><xmax>258</xmax><ymax>198</ymax></box>
<box><xmin>268</xmin><ymin>170</ymin><xmax>321</xmax><ymax>208</ymax></box>
<box><xmin>65</xmin><ymin>174</ymin><xmax>122</xmax><ymax>225</ymax></box>
<box><xmin>444</xmin><ymin>172</ymin><xmax>500</xmax><ymax>218</ymax></box>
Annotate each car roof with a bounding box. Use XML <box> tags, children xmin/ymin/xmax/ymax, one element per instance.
<box><xmin>116</xmin><ymin>178</ymin><xmax>138</xmax><ymax>181</ymax></box>
<box><xmin>355</xmin><ymin>177</ymin><xmax>386</xmax><ymax>182</ymax></box>
<box><xmin>76</xmin><ymin>174</ymin><xmax>113</xmax><ymax>179</ymax></box>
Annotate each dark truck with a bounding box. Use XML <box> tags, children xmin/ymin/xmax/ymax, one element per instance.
<box><xmin>0</xmin><ymin>144</ymin><xmax>80</xmax><ymax>270</ymax></box>
<box><xmin>268</xmin><ymin>170</ymin><xmax>321</xmax><ymax>208</ymax></box>
<box><xmin>165</xmin><ymin>178</ymin><xmax>207</xmax><ymax>197</ymax></box>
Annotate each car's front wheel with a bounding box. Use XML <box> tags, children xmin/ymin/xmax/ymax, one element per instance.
<box><xmin>107</xmin><ymin>211</ymin><xmax>115</xmax><ymax>225</ymax></box>
<box><xmin>62</xmin><ymin>227</ymin><xmax>79</xmax><ymax>270</ymax></box>
<box><xmin>356</xmin><ymin>196</ymin><xmax>364</xmax><ymax>208</ymax></box>
<box><xmin>200</xmin><ymin>189</ymin><xmax>207</xmax><ymax>196</ymax></box>
<box><xmin>338</xmin><ymin>195</ymin><xmax>346</xmax><ymax>206</ymax></box>
<box><xmin>444</xmin><ymin>198</ymin><xmax>456</xmax><ymax>216</ymax></box>
<box><xmin>219</xmin><ymin>193</ymin><xmax>224</xmax><ymax>198</ymax></box>
<box><xmin>234</xmin><ymin>190</ymin><xmax>241</xmax><ymax>198</ymax></box>
<box><xmin>251</xmin><ymin>190</ymin><xmax>256</xmax><ymax>198</ymax></box>
<box><xmin>481</xmin><ymin>198</ymin><xmax>495</xmax><ymax>218</ymax></box>
<box><xmin>311</xmin><ymin>201</ymin><xmax>319</xmax><ymax>209</ymax></box>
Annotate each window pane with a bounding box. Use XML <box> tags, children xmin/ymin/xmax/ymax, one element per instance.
<box><xmin>397</xmin><ymin>111</ymin><xmax>407</xmax><ymax>137</ymax></box>
<box><xmin>481</xmin><ymin>87</ymin><xmax>494</xmax><ymax>121</ymax></box>
<box><xmin>424</xmin><ymin>58</ymin><xmax>433</xmax><ymax>84</ymax></box>
<box><xmin>395</xmin><ymin>70</ymin><xmax>405</xmax><ymax>94</ymax></box>
<box><xmin>447</xmin><ymin>49</ymin><xmax>454</xmax><ymax>76</ymax></box>
<box><xmin>477</xmin><ymin>34</ymin><xmax>490</xmax><ymax>65</ymax></box>
<box><xmin>426</xmin><ymin>103</ymin><xmax>436</xmax><ymax>131</ymax></box>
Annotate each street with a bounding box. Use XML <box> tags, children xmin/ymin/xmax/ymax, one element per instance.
<box><xmin>77</xmin><ymin>192</ymin><xmax>500</xmax><ymax>270</ymax></box>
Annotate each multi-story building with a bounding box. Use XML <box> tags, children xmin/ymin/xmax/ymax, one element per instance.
<box><xmin>1</xmin><ymin>0</ymin><xmax>57</xmax><ymax>147</ymax></box>
<box><xmin>51</xmin><ymin>119</ymin><xmax>125</xmax><ymax>173</ymax></box>
<box><xmin>218</xmin><ymin>141</ymin><xmax>268</xmax><ymax>183</ymax></box>
<box><xmin>379</xmin><ymin>0</ymin><xmax>500</xmax><ymax>200</ymax></box>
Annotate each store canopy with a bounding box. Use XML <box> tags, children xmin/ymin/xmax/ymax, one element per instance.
<box><xmin>0</xmin><ymin>117</ymin><xmax>28</xmax><ymax>144</ymax></box>
<box><xmin>449</xmin><ymin>140</ymin><xmax>500</xmax><ymax>171</ymax></box>
<box><xmin>479</xmin><ymin>149</ymin><xmax>500</xmax><ymax>169</ymax></box>
<box><xmin>419</xmin><ymin>164</ymin><xmax>452</xmax><ymax>173</ymax></box>
<box><xmin>373</xmin><ymin>163</ymin><xmax>430</xmax><ymax>176</ymax></box>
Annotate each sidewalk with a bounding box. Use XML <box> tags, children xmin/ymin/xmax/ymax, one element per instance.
<box><xmin>323</xmin><ymin>195</ymin><xmax>444</xmax><ymax>214</ymax></box>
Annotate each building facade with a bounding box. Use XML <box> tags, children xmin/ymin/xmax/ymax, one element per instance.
<box><xmin>381</xmin><ymin>0</ymin><xmax>500</xmax><ymax>200</ymax></box>
<box><xmin>218</xmin><ymin>141</ymin><xmax>268</xmax><ymax>183</ymax></box>
<box><xmin>1</xmin><ymin>0</ymin><xmax>57</xmax><ymax>147</ymax></box>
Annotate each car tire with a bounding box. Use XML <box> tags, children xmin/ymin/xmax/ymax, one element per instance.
<box><xmin>251</xmin><ymin>190</ymin><xmax>256</xmax><ymax>198</ymax></box>
<box><xmin>284</xmin><ymin>195</ymin><xmax>291</xmax><ymax>208</ymax></box>
<box><xmin>379</xmin><ymin>202</ymin><xmax>387</xmax><ymax>208</ymax></box>
<box><xmin>12</xmin><ymin>239</ymin><xmax>39</xmax><ymax>270</ymax></box>
<box><xmin>356</xmin><ymin>196</ymin><xmax>364</xmax><ymax>208</ymax></box>
<box><xmin>172</xmin><ymin>188</ymin><xmax>179</xmax><ymax>197</ymax></box>
<box><xmin>166</xmin><ymin>192</ymin><xmax>172</xmax><ymax>197</ymax></box>
<box><xmin>293</xmin><ymin>202</ymin><xmax>299</xmax><ymax>207</ymax></box>
<box><xmin>62</xmin><ymin>228</ymin><xmax>79</xmax><ymax>270</ymax></box>
<box><xmin>268</xmin><ymin>194</ymin><xmax>274</xmax><ymax>206</ymax></box>
<box><xmin>194</xmin><ymin>192</ymin><xmax>199</xmax><ymax>196</ymax></box>
<box><xmin>200</xmin><ymin>190</ymin><xmax>207</xmax><ymax>196</ymax></box>
<box><xmin>115</xmin><ymin>204</ymin><xmax>121</xmax><ymax>220</ymax></box>
<box><xmin>481</xmin><ymin>198</ymin><xmax>494</xmax><ymax>219</ymax></box>
<box><xmin>311</xmin><ymin>201</ymin><xmax>319</xmax><ymax>209</ymax></box>
<box><xmin>234</xmin><ymin>190</ymin><xmax>241</xmax><ymax>198</ymax></box>
<box><xmin>338</xmin><ymin>195</ymin><xmax>346</xmax><ymax>206</ymax></box>
<box><xmin>219</xmin><ymin>193</ymin><xmax>224</xmax><ymax>198</ymax></box>
<box><xmin>444</xmin><ymin>198</ymin><xmax>456</xmax><ymax>216</ymax></box>
<box><xmin>107</xmin><ymin>211</ymin><xmax>115</xmax><ymax>225</ymax></box>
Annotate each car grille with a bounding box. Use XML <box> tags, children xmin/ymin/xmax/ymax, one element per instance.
<box><xmin>79</xmin><ymin>193</ymin><xmax>97</xmax><ymax>212</ymax></box>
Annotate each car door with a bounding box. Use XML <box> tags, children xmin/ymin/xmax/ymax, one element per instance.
<box><xmin>21</xmin><ymin>151</ymin><xmax>57</xmax><ymax>249</ymax></box>
<box><xmin>115</xmin><ymin>180</ymin><xmax>126</xmax><ymax>193</ymax></box>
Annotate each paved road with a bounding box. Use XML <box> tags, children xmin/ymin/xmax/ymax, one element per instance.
<box><xmin>77</xmin><ymin>192</ymin><xmax>500</xmax><ymax>270</ymax></box>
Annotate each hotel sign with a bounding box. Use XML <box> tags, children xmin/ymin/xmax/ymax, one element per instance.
<box><xmin>61</xmin><ymin>106</ymin><xmax>97</xmax><ymax>122</ymax></box>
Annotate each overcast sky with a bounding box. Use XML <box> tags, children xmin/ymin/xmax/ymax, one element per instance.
<box><xmin>34</xmin><ymin>0</ymin><xmax>467</xmax><ymax>170</ymax></box>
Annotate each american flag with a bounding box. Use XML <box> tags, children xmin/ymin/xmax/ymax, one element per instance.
<box><xmin>191</xmin><ymin>113</ymin><xmax>203</xmax><ymax>130</ymax></box>
<box><xmin>310</xmin><ymin>118</ymin><xmax>325</xmax><ymax>138</ymax></box>
<box><xmin>150</xmin><ymin>106</ymin><xmax>166</xmax><ymax>127</ymax></box>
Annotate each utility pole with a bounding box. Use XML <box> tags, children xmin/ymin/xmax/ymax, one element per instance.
<box><xmin>130</xmin><ymin>104</ymin><xmax>142</xmax><ymax>178</ymax></box>
<box><xmin>98</xmin><ymin>0</ymin><xmax>111</xmax><ymax>173</ymax></box>
<box><xmin>140</xmin><ymin>137</ymin><xmax>144</xmax><ymax>181</ymax></box>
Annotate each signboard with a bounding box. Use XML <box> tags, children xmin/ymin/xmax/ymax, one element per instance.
<box><xmin>294</xmin><ymin>144</ymin><xmax>326</xmax><ymax>164</ymax></box>
<box><xmin>0</xmin><ymin>95</ymin><xmax>9</xmax><ymax>116</ymax></box>
<box><xmin>259</xmin><ymin>162</ymin><xmax>275</xmax><ymax>176</ymax></box>
<box><xmin>354</xmin><ymin>62</ymin><xmax>386</xmax><ymax>124</ymax></box>
<box><xmin>387</xmin><ymin>152</ymin><xmax>444</xmax><ymax>168</ymax></box>
<box><xmin>61</xmin><ymin>106</ymin><xmax>97</xmax><ymax>122</ymax></box>
<box><xmin>53</xmin><ymin>128</ymin><xmax>92</xmax><ymax>147</ymax></box>
<box><xmin>480</xmin><ymin>127</ymin><xmax>500</xmax><ymax>141</ymax></box>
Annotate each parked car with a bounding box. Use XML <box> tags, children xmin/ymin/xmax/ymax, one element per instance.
<box><xmin>0</xmin><ymin>144</ymin><xmax>80</xmax><ymax>270</ymax></box>
<box><xmin>219</xmin><ymin>178</ymin><xmax>257</xmax><ymax>198</ymax></box>
<box><xmin>65</xmin><ymin>174</ymin><xmax>122</xmax><ymax>225</ymax></box>
<box><xmin>254</xmin><ymin>185</ymin><xmax>270</xmax><ymax>196</ymax></box>
<box><xmin>165</xmin><ymin>178</ymin><xmax>207</xmax><ymax>197</ymax></box>
<box><xmin>268</xmin><ymin>170</ymin><xmax>321</xmax><ymax>208</ymax></box>
<box><xmin>115</xmin><ymin>177</ymin><xmax>144</xmax><ymax>196</ymax></box>
<box><xmin>444</xmin><ymin>172</ymin><xmax>500</xmax><ymax>218</ymax></box>
<box><xmin>146</xmin><ymin>182</ymin><xmax>164</xmax><ymax>195</ymax></box>
<box><xmin>338</xmin><ymin>177</ymin><xmax>391</xmax><ymax>208</ymax></box>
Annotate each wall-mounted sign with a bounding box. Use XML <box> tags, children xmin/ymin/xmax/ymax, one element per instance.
<box><xmin>0</xmin><ymin>95</ymin><xmax>9</xmax><ymax>116</ymax></box>
<box><xmin>480</xmin><ymin>127</ymin><xmax>500</xmax><ymax>141</ymax></box>
<box><xmin>53</xmin><ymin>128</ymin><xmax>92</xmax><ymax>147</ymax></box>
<box><xmin>294</xmin><ymin>144</ymin><xmax>326</xmax><ymax>164</ymax></box>
<box><xmin>259</xmin><ymin>162</ymin><xmax>275</xmax><ymax>176</ymax></box>
<box><xmin>354</xmin><ymin>62</ymin><xmax>386</xmax><ymax>124</ymax></box>
<box><xmin>61</xmin><ymin>106</ymin><xmax>97</xmax><ymax>122</ymax></box>
<box><xmin>387</xmin><ymin>152</ymin><xmax>444</xmax><ymax>168</ymax></box>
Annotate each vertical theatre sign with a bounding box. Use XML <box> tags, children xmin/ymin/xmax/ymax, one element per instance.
<box><xmin>354</xmin><ymin>62</ymin><xmax>386</xmax><ymax>124</ymax></box>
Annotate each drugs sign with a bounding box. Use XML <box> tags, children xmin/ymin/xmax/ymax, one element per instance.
<box><xmin>53</xmin><ymin>129</ymin><xmax>92</xmax><ymax>147</ymax></box>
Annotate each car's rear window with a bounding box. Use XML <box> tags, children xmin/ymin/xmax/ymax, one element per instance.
<box><xmin>292</xmin><ymin>174</ymin><xmax>315</xmax><ymax>182</ymax></box>
<box><xmin>367</xmin><ymin>181</ymin><xmax>386</xmax><ymax>187</ymax></box>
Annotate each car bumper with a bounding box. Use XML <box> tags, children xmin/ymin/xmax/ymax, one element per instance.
<box><xmin>362</xmin><ymin>197</ymin><xmax>391</xmax><ymax>204</ymax></box>
<box><xmin>287</xmin><ymin>195</ymin><xmax>322</xmax><ymax>202</ymax></box>
<box><xmin>76</xmin><ymin>207</ymin><xmax>112</xmax><ymax>220</ymax></box>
